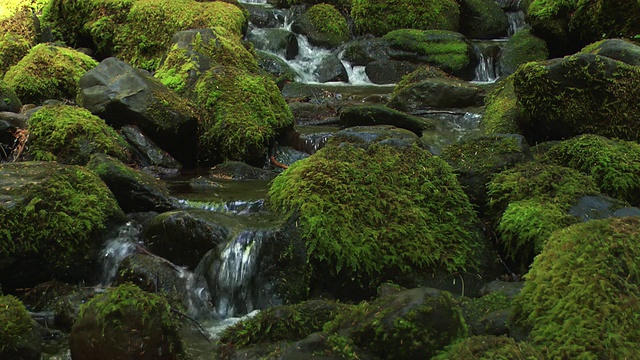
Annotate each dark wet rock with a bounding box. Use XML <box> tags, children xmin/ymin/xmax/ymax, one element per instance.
<box><xmin>0</xmin><ymin>81</ymin><xmax>21</xmax><ymax>113</ymax></box>
<box><xmin>315</xmin><ymin>54</ymin><xmax>348</xmax><ymax>83</ymax></box>
<box><xmin>246</xmin><ymin>4</ymin><xmax>287</xmax><ymax>29</ymax></box>
<box><xmin>0</xmin><ymin>295</ymin><xmax>41</xmax><ymax>360</ymax></box>
<box><xmin>499</xmin><ymin>28</ymin><xmax>548</xmax><ymax>76</ymax></box>
<box><xmin>209</xmin><ymin>161</ymin><xmax>278</xmax><ymax>181</ymax></box>
<box><xmin>364</xmin><ymin>60</ymin><xmax>419</xmax><ymax>85</ymax></box>
<box><xmin>339</xmin><ymin>105</ymin><xmax>434</xmax><ymax>135</ymax></box>
<box><xmin>52</xmin><ymin>288</ymin><xmax>99</xmax><ymax>332</ymax></box>
<box><xmin>121</xmin><ymin>125</ymin><xmax>182</xmax><ymax>170</ymax></box>
<box><xmin>569</xmin><ymin>195</ymin><xmax>640</xmax><ymax>222</ymax></box>
<box><xmin>289</xmin><ymin>102</ymin><xmax>338</xmax><ymax>125</ymax></box>
<box><xmin>247</xmin><ymin>28</ymin><xmax>298</xmax><ymax>60</ymax></box>
<box><xmin>340</xmin><ymin>37</ymin><xmax>391</xmax><ymax>65</ymax></box>
<box><xmin>583</xmin><ymin>38</ymin><xmax>640</xmax><ymax>66</ymax></box>
<box><xmin>256</xmin><ymin>50</ymin><xmax>298</xmax><ymax>88</ymax></box>
<box><xmin>389</xmin><ymin>77</ymin><xmax>485</xmax><ymax>112</ymax></box>
<box><xmin>332</xmin><ymin>125</ymin><xmax>419</xmax><ymax>149</ymax></box>
<box><xmin>459</xmin><ymin>0</ymin><xmax>509</xmax><ymax>39</ymax></box>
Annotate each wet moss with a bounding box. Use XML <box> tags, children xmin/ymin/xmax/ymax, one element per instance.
<box><xmin>433</xmin><ymin>335</ymin><xmax>543</xmax><ymax>359</ymax></box>
<box><xmin>0</xmin><ymin>33</ymin><xmax>31</xmax><ymax>77</ymax></box>
<box><xmin>2</xmin><ymin>44</ymin><xmax>97</xmax><ymax>104</ymax></box>
<box><xmin>303</xmin><ymin>4</ymin><xmax>349</xmax><ymax>47</ymax></box>
<box><xmin>268</xmin><ymin>143</ymin><xmax>483</xmax><ymax>288</ymax></box>
<box><xmin>0</xmin><ymin>295</ymin><xmax>34</xmax><ymax>353</ymax></box>
<box><xmin>481</xmin><ymin>77</ymin><xmax>523</xmax><ymax>135</ymax></box>
<box><xmin>512</xmin><ymin>217</ymin><xmax>640</xmax><ymax>359</ymax></box>
<box><xmin>546</xmin><ymin>134</ymin><xmax>640</xmax><ymax>206</ymax></box>
<box><xmin>27</xmin><ymin>104</ymin><xmax>130</xmax><ymax>165</ymax></box>
<box><xmin>351</xmin><ymin>0</ymin><xmax>460</xmax><ymax>36</ymax></box>
<box><xmin>499</xmin><ymin>28</ymin><xmax>548</xmax><ymax>76</ymax></box>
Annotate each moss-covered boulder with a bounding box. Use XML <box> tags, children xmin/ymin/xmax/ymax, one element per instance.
<box><xmin>513</xmin><ymin>53</ymin><xmax>640</xmax><ymax>143</ymax></box>
<box><xmin>268</xmin><ymin>142</ymin><xmax>486</xmax><ymax>294</ymax></box>
<box><xmin>0</xmin><ymin>295</ymin><xmax>41</xmax><ymax>360</ymax></box>
<box><xmin>27</xmin><ymin>104</ymin><xmax>130</xmax><ymax>165</ymax></box>
<box><xmin>351</xmin><ymin>0</ymin><xmax>460</xmax><ymax>37</ymax></box>
<box><xmin>486</xmin><ymin>161</ymin><xmax>599</xmax><ymax>267</ymax></box>
<box><xmin>326</xmin><ymin>287</ymin><xmax>467</xmax><ymax>359</ymax></box>
<box><xmin>338</xmin><ymin>105</ymin><xmax>435</xmax><ymax>135</ymax></box>
<box><xmin>2</xmin><ymin>44</ymin><xmax>97</xmax><ymax>104</ymax></box>
<box><xmin>546</xmin><ymin>134</ymin><xmax>640</xmax><ymax>206</ymax></box>
<box><xmin>512</xmin><ymin>217</ymin><xmax>640</xmax><ymax>358</ymax></box>
<box><xmin>433</xmin><ymin>335</ymin><xmax>542</xmax><ymax>359</ymax></box>
<box><xmin>458</xmin><ymin>0</ymin><xmax>509</xmax><ymax>39</ymax></box>
<box><xmin>155</xmin><ymin>27</ymin><xmax>260</xmax><ymax>96</ymax></box>
<box><xmin>70</xmin><ymin>283</ymin><xmax>183</xmax><ymax>360</ymax></box>
<box><xmin>582</xmin><ymin>38</ymin><xmax>640</xmax><ymax>66</ymax></box>
<box><xmin>389</xmin><ymin>76</ymin><xmax>484</xmax><ymax>112</ymax></box>
<box><xmin>191</xmin><ymin>65</ymin><xmax>293</xmax><ymax>165</ymax></box>
<box><xmin>86</xmin><ymin>153</ymin><xmax>180</xmax><ymax>213</ymax></box>
<box><xmin>0</xmin><ymin>8</ymin><xmax>41</xmax><ymax>46</ymax></box>
<box><xmin>332</xmin><ymin>125</ymin><xmax>420</xmax><ymax>150</ymax></box>
<box><xmin>291</xmin><ymin>4</ymin><xmax>349</xmax><ymax>48</ymax></box>
<box><xmin>480</xmin><ymin>76</ymin><xmax>523</xmax><ymax>135</ymax></box>
<box><xmin>0</xmin><ymin>80</ymin><xmax>21</xmax><ymax>113</ymax></box>
<box><xmin>460</xmin><ymin>290</ymin><xmax>515</xmax><ymax>336</ymax></box>
<box><xmin>441</xmin><ymin>134</ymin><xmax>533</xmax><ymax>214</ymax></box>
<box><xmin>383</xmin><ymin>29</ymin><xmax>477</xmax><ymax>79</ymax></box>
<box><xmin>0</xmin><ymin>33</ymin><xmax>31</xmax><ymax>77</ymax></box>
<box><xmin>498</xmin><ymin>28</ymin><xmax>548</xmax><ymax>76</ymax></box>
<box><xmin>0</xmin><ymin>162</ymin><xmax>123</xmax><ymax>289</ymax></box>
<box><xmin>77</xmin><ymin>57</ymin><xmax>199</xmax><ymax>167</ymax></box>
<box><xmin>42</xmin><ymin>0</ymin><xmax>249</xmax><ymax>71</ymax></box>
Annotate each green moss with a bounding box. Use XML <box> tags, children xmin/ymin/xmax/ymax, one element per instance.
<box><xmin>0</xmin><ymin>162</ymin><xmax>123</xmax><ymax>273</ymax></box>
<box><xmin>304</xmin><ymin>4</ymin><xmax>349</xmax><ymax>47</ymax></box>
<box><xmin>481</xmin><ymin>76</ymin><xmax>523</xmax><ymax>135</ymax></box>
<box><xmin>383</xmin><ymin>29</ymin><xmax>472</xmax><ymax>73</ymax></box>
<box><xmin>192</xmin><ymin>65</ymin><xmax>293</xmax><ymax>165</ymax></box>
<box><xmin>0</xmin><ymin>0</ymin><xmax>48</xmax><ymax>20</ymax></box>
<box><xmin>433</xmin><ymin>335</ymin><xmax>543</xmax><ymax>359</ymax></box>
<box><xmin>268</xmin><ymin>143</ymin><xmax>483</xmax><ymax>287</ymax></box>
<box><xmin>441</xmin><ymin>135</ymin><xmax>523</xmax><ymax>176</ymax></box>
<box><xmin>512</xmin><ymin>217</ymin><xmax>640</xmax><ymax>359</ymax></box>
<box><xmin>546</xmin><ymin>134</ymin><xmax>640</xmax><ymax>206</ymax></box>
<box><xmin>460</xmin><ymin>292</ymin><xmax>513</xmax><ymax>325</ymax></box>
<box><xmin>499</xmin><ymin>28</ymin><xmax>549</xmax><ymax>76</ymax></box>
<box><xmin>42</xmin><ymin>0</ymin><xmax>248</xmax><ymax>71</ymax></box>
<box><xmin>0</xmin><ymin>295</ymin><xmax>33</xmax><ymax>352</ymax></box>
<box><xmin>27</xmin><ymin>105</ymin><xmax>130</xmax><ymax>165</ymax></box>
<box><xmin>2</xmin><ymin>44</ymin><xmax>98</xmax><ymax>104</ymax></box>
<box><xmin>393</xmin><ymin>64</ymin><xmax>450</xmax><ymax>94</ymax></box>
<box><xmin>351</xmin><ymin>0</ymin><xmax>460</xmax><ymax>37</ymax></box>
<box><xmin>0</xmin><ymin>33</ymin><xmax>30</xmax><ymax>77</ymax></box>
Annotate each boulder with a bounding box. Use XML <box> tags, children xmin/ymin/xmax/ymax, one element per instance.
<box><xmin>389</xmin><ymin>77</ymin><xmax>485</xmax><ymax>112</ymax></box>
<box><xmin>498</xmin><ymin>28</ymin><xmax>548</xmax><ymax>76</ymax></box>
<box><xmin>340</xmin><ymin>37</ymin><xmax>392</xmax><ymax>65</ymax></box>
<box><xmin>247</xmin><ymin>28</ymin><xmax>299</xmax><ymax>60</ymax></box>
<box><xmin>77</xmin><ymin>57</ymin><xmax>199</xmax><ymax>167</ymax></box>
<box><xmin>364</xmin><ymin>60</ymin><xmax>419</xmax><ymax>84</ymax></box>
<box><xmin>0</xmin><ymin>295</ymin><xmax>41</xmax><ymax>360</ymax></box>
<box><xmin>339</xmin><ymin>105</ymin><xmax>434</xmax><ymax>135</ymax></box>
<box><xmin>582</xmin><ymin>38</ymin><xmax>640</xmax><ymax>66</ymax></box>
<box><xmin>314</xmin><ymin>54</ymin><xmax>348</xmax><ymax>82</ymax></box>
<box><xmin>120</xmin><ymin>125</ymin><xmax>182</xmax><ymax>169</ymax></box>
<box><xmin>0</xmin><ymin>79</ymin><xmax>21</xmax><ymax>113</ymax></box>
<box><xmin>256</xmin><ymin>50</ymin><xmax>298</xmax><ymax>88</ymax></box>
<box><xmin>291</xmin><ymin>4</ymin><xmax>350</xmax><ymax>48</ymax></box>
<box><xmin>459</xmin><ymin>0</ymin><xmax>509</xmax><ymax>39</ymax></box>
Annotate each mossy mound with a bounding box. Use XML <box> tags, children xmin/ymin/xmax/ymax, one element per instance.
<box><xmin>155</xmin><ymin>27</ymin><xmax>259</xmax><ymax>95</ymax></box>
<box><xmin>433</xmin><ymin>335</ymin><xmax>543</xmax><ymax>359</ymax></box>
<box><xmin>192</xmin><ymin>65</ymin><xmax>293</xmax><ymax>165</ymax></box>
<box><xmin>2</xmin><ymin>44</ymin><xmax>97</xmax><ymax>104</ymax></box>
<box><xmin>481</xmin><ymin>76</ymin><xmax>523</xmax><ymax>135</ymax></box>
<box><xmin>546</xmin><ymin>134</ymin><xmax>640</xmax><ymax>206</ymax></box>
<box><xmin>27</xmin><ymin>105</ymin><xmax>130</xmax><ymax>165</ymax></box>
<box><xmin>351</xmin><ymin>0</ymin><xmax>460</xmax><ymax>37</ymax></box>
<box><xmin>268</xmin><ymin>143</ymin><xmax>484</xmax><ymax>290</ymax></box>
<box><xmin>0</xmin><ymin>7</ymin><xmax>41</xmax><ymax>46</ymax></box>
<box><xmin>383</xmin><ymin>29</ymin><xmax>475</xmax><ymax>77</ymax></box>
<box><xmin>0</xmin><ymin>294</ymin><xmax>39</xmax><ymax>357</ymax></box>
<box><xmin>513</xmin><ymin>53</ymin><xmax>640</xmax><ymax>143</ymax></box>
<box><xmin>487</xmin><ymin>161</ymin><xmax>599</xmax><ymax>262</ymax></box>
<box><xmin>499</xmin><ymin>28</ymin><xmax>548</xmax><ymax>76</ymax></box>
<box><xmin>70</xmin><ymin>283</ymin><xmax>183</xmax><ymax>360</ymax></box>
<box><xmin>42</xmin><ymin>0</ymin><xmax>248</xmax><ymax>71</ymax></box>
<box><xmin>0</xmin><ymin>33</ymin><xmax>30</xmax><ymax>77</ymax></box>
<box><xmin>0</xmin><ymin>162</ymin><xmax>122</xmax><ymax>283</ymax></box>
<box><xmin>512</xmin><ymin>217</ymin><xmax>640</xmax><ymax>359</ymax></box>
<box><xmin>292</xmin><ymin>4</ymin><xmax>349</xmax><ymax>48</ymax></box>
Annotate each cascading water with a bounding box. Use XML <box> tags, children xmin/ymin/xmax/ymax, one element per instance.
<box><xmin>507</xmin><ymin>11</ymin><xmax>527</xmax><ymax>36</ymax></box>
<box><xmin>98</xmin><ymin>221</ymin><xmax>142</xmax><ymax>285</ymax></box>
<box><xmin>472</xmin><ymin>42</ymin><xmax>503</xmax><ymax>83</ymax></box>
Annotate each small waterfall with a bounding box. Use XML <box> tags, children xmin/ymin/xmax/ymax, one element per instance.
<box><xmin>507</xmin><ymin>11</ymin><xmax>527</xmax><ymax>36</ymax></box>
<box><xmin>341</xmin><ymin>61</ymin><xmax>372</xmax><ymax>85</ymax></box>
<box><xmin>472</xmin><ymin>42</ymin><xmax>501</xmax><ymax>83</ymax></box>
<box><xmin>98</xmin><ymin>221</ymin><xmax>142</xmax><ymax>285</ymax></box>
<box><xmin>287</xmin><ymin>35</ymin><xmax>334</xmax><ymax>83</ymax></box>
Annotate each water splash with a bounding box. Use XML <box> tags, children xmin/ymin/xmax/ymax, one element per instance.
<box><xmin>507</xmin><ymin>11</ymin><xmax>527</xmax><ymax>36</ymax></box>
<box><xmin>98</xmin><ymin>221</ymin><xmax>142</xmax><ymax>285</ymax></box>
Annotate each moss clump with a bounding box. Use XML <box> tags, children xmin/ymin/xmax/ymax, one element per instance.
<box><xmin>155</xmin><ymin>27</ymin><xmax>259</xmax><ymax>95</ymax></box>
<box><xmin>433</xmin><ymin>335</ymin><xmax>543</xmax><ymax>359</ymax></box>
<box><xmin>481</xmin><ymin>76</ymin><xmax>523</xmax><ymax>135</ymax></box>
<box><xmin>303</xmin><ymin>4</ymin><xmax>349</xmax><ymax>47</ymax></box>
<box><xmin>546</xmin><ymin>134</ymin><xmax>640</xmax><ymax>206</ymax></box>
<box><xmin>499</xmin><ymin>28</ymin><xmax>548</xmax><ymax>76</ymax></box>
<box><xmin>268</xmin><ymin>143</ymin><xmax>483</xmax><ymax>287</ymax></box>
<box><xmin>0</xmin><ymin>295</ymin><xmax>34</xmax><ymax>353</ymax></box>
<box><xmin>73</xmin><ymin>283</ymin><xmax>182</xmax><ymax>359</ymax></box>
<box><xmin>42</xmin><ymin>0</ymin><xmax>248</xmax><ymax>71</ymax></box>
<box><xmin>28</xmin><ymin>105</ymin><xmax>130</xmax><ymax>165</ymax></box>
<box><xmin>487</xmin><ymin>162</ymin><xmax>598</xmax><ymax>260</ymax></box>
<box><xmin>192</xmin><ymin>65</ymin><xmax>293</xmax><ymax>165</ymax></box>
<box><xmin>513</xmin><ymin>53</ymin><xmax>640</xmax><ymax>143</ymax></box>
<box><xmin>2</xmin><ymin>44</ymin><xmax>97</xmax><ymax>104</ymax></box>
<box><xmin>460</xmin><ymin>292</ymin><xmax>513</xmax><ymax>325</ymax></box>
<box><xmin>351</xmin><ymin>0</ymin><xmax>460</xmax><ymax>37</ymax></box>
<box><xmin>383</xmin><ymin>29</ymin><xmax>473</xmax><ymax>74</ymax></box>
<box><xmin>0</xmin><ymin>34</ymin><xmax>30</xmax><ymax>77</ymax></box>
<box><xmin>512</xmin><ymin>217</ymin><xmax>640</xmax><ymax>359</ymax></box>
<box><xmin>0</xmin><ymin>162</ymin><xmax>122</xmax><ymax>274</ymax></box>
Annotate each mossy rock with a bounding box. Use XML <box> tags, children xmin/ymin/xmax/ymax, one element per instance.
<box><xmin>512</xmin><ymin>217</ymin><xmax>640</xmax><ymax>359</ymax></box>
<box><xmin>268</xmin><ymin>143</ymin><xmax>485</xmax><ymax>292</ymax></box>
<box><xmin>0</xmin><ymin>33</ymin><xmax>31</xmax><ymax>77</ymax></box>
<box><xmin>0</xmin><ymin>8</ymin><xmax>41</xmax><ymax>46</ymax></box>
<box><xmin>86</xmin><ymin>153</ymin><xmax>180</xmax><ymax>213</ymax></box>
<box><xmin>581</xmin><ymin>38</ymin><xmax>640</xmax><ymax>66</ymax></box>
<box><xmin>433</xmin><ymin>335</ymin><xmax>543</xmax><ymax>359</ymax></box>
<box><xmin>27</xmin><ymin>104</ymin><xmax>130</xmax><ymax>165</ymax></box>
<box><xmin>383</xmin><ymin>29</ymin><xmax>476</xmax><ymax>79</ymax></box>
<box><xmin>350</xmin><ymin>0</ymin><xmax>460</xmax><ymax>37</ymax></box>
<box><xmin>499</xmin><ymin>28</ymin><xmax>548</xmax><ymax>76</ymax></box>
<box><xmin>0</xmin><ymin>162</ymin><xmax>123</xmax><ymax>288</ymax></box>
<box><xmin>70</xmin><ymin>283</ymin><xmax>183</xmax><ymax>360</ymax></box>
<box><xmin>388</xmin><ymin>76</ymin><xmax>484</xmax><ymax>112</ymax></box>
<box><xmin>42</xmin><ymin>0</ymin><xmax>249</xmax><ymax>71</ymax></box>
<box><xmin>155</xmin><ymin>27</ymin><xmax>260</xmax><ymax>96</ymax></box>
<box><xmin>458</xmin><ymin>0</ymin><xmax>509</xmax><ymax>39</ymax></box>
<box><xmin>255</xmin><ymin>50</ymin><xmax>298</xmax><ymax>89</ymax></box>
<box><xmin>459</xmin><ymin>291</ymin><xmax>514</xmax><ymax>336</ymax></box>
<box><xmin>0</xmin><ymin>295</ymin><xmax>41</xmax><ymax>360</ymax></box>
<box><xmin>2</xmin><ymin>44</ymin><xmax>97</xmax><ymax>104</ymax></box>
<box><xmin>480</xmin><ymin>76</ymin><xmax>524</xmax><ymax>135</ymax></box>
<box><xmin>291</xmin><ymin>4</ymin><xmax>350</xmax><ymax>48</ymax></box>
<box><xmin>191</xmin><ymin>65</ymin><xmax>293</xmax><ymax>166</ymax></box>
<box><xmin>513</xmin><ymin>53</ymin><xmax>640</xmax><ymax>143</ymax></box>
<box><xmin>338</xmin><ymin>105</ymin><xmax>435</xmax><ymax>135</ymax></box>
<box><xmin>546</xmin><ymin>134</ymin><xmax>640</xmax><ymax>206</ymax></box>
<box><xmin>0</xmin><ymin>79</ymin><xmax>21</xmax><ymax>113</ymax></box>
